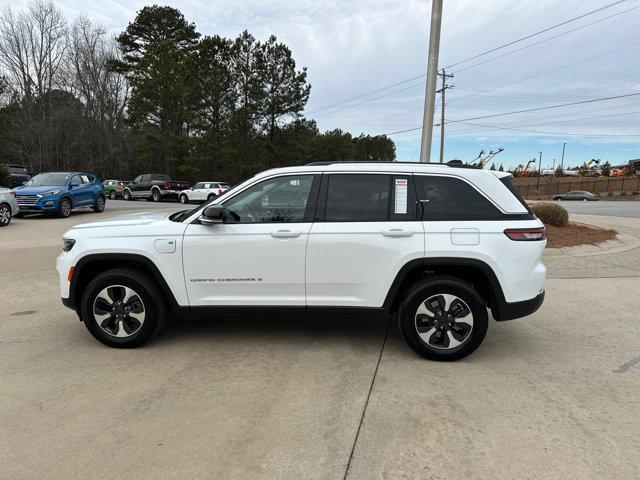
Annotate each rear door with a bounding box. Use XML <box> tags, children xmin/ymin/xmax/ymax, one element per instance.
<box><xmin>305</xmin><ymin>173</ymin><xmax>424</xmax><ymax>309</ymax></box>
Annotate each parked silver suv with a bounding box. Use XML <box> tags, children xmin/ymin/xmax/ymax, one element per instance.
<box><xmin>0</xmin><ymin>188</ymin><xmax>18</xmax><ymax>227</ymax></box>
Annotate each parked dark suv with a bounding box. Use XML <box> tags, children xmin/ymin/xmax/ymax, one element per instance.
<box><xmin>8</xmin><ymin>164</ymin><xmax>31</xmax><ymax>188</ymax></box>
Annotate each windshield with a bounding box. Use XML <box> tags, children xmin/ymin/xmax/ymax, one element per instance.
<box><xmin>8</xmin><ymin>165</ymin><xmax>28</xmax><ymax>174</ymax></box>
<box><xmin>27</xmin><ymin>173</ymin><xmax>70</xmax><ymax>187</ymax></box>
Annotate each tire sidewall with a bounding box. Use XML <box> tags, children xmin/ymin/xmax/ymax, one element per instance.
<box><xmin>59</xmin><ymin>198</ymin><xmax>72</xmax><ymax>218</ymax></box>
<box><xmin>80</xmin><ymin>270</ymin><xmax>163</xmax><ymax>348</ymax></box>
<box><xmin>398</xmin><ymin>278</ymin><xmax>488</xmax><ymax>361</ymax></box>
<box><xmin>0</xmin><ymin>204</ymin><xmax>10</xmax><ymax>226</ymax></box>
<box><xmin>94</xmin><ymin>195</ymin><xmax>105</xmax><ymax>212</ymax></box>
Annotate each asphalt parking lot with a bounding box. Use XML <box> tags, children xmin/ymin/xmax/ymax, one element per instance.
<box><xmin>1</xmin><ymin>201</ymin><xmax>639</xmax><ymax>479</ymax></box>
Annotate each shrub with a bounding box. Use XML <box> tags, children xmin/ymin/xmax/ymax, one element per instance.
<box><xmin>531</xmin><ymin>202</ymin><xmax>569</xmax><ymax>227</ymax></box>
<box><xmin>0</xmin><ymin>164</ymin><xmax>11</xmax><ymax>188</ymax></box>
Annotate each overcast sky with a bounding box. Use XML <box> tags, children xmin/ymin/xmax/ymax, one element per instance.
<box><xmin>7</xmin><ymin>0</ymin><xmax>640</xmax><ymax>168</ymax></box>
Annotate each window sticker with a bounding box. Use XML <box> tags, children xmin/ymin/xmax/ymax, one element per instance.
<box><xmin>394</xmin><ymin>178</ymin><xmax>408</xmax><ymax>214</ymax></box>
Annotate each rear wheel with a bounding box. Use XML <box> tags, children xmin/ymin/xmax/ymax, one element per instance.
<box><xmin>0</xmin><ymin>203</ymin><xmax>11</xmax><ymax>226</ymax></box>
<box><xmin>398</xmin><ymin>276</ymin><xmax>488</xmax><ymax>361</ymax></box>
<box><xmin>109</xmin><ymin>190</ymin><xmax>117</xmax><ymax>200</ymax></box>
<box><xmin>152</xmin><ymin>189</ymin><xmax>161</xmax><ymax>202</ymax></box>
<box><xmin>207</xmin><ymin>193</ymin><xmax>217</xmax><ymax>201</ymax></box>
<box><xmin>582</xmin><ymin>197</ymin><xmax>588</xmax><ymax>202</ymax></box>
<box><xmin>80</xmin><ymin>268</ymin><xmax>167</xmax><ymax>348</ymax></box>
<box><xmin>93</xmin><ymin>195</ymin><xmax>105</xmax><ymax>213</ymax></box>
<box><xmin>123</xmin><ymin>189</ymin><xmax>132</xmax><ymax>201</ymax></box>
<box><xmin>58</xmin><ymin>198</ymin><xmax>72</xmax><ymax>218</ymax></box>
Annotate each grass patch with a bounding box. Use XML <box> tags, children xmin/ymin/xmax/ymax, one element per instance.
<box><xmin>545</xmin><ymin>222</ymin><xmax>617</xmax><ymax>248</ymax></box>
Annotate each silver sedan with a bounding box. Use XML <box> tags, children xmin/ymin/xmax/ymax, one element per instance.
<box><xmin>0</xmin><ymin>188</ymin><xmax>19</xmax><ymax>226</ymax></box>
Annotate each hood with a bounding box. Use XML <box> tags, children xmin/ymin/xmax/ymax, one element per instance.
<box><xmin>70</xmin><ymin>211</ymin><xmax>174</xmax><ymax>230</ymax></box>
<box><xmin>13</xmin><ymin>185</ymin><xmax>65</xmax><ymax>195</ymax></box>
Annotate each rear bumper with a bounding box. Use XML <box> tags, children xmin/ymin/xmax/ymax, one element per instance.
<box><xmin>494</xmin><ymin>289</ymin><xmax>545</xmax><ymax>322</ymax></box>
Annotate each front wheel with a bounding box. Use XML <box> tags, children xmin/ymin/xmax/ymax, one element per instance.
<box><xmin>582</xmin><ymin>198</ymin><xmax>588</xmax><ymax>202</ymax></box>
<box><xmin>123</xmin><ymin>189</ymin><xmax>132</xmax><ymax>201</ymax></box>
<box><xmin>93</xmin><ymin>195</ymin><xmax>105</xmax><ymax>213</ymax></box>
<box><xmin>180</xmin><ymin>194</ymin><xmax>188</xmax><ymax>204</ymax></box>
<box><xmin>0</xmin><ymin>204</ymin><xmax>11</xmax><ymax>226</ymax></box>
<box><xmin>58</xmin><ymin>198</ymin><xmax>72</xmax><ymax>218</ymax></box>
<box><xmin>398</xmin><ymin>276</ymin><xmax>488</xmax><ymax>361</ymax></box>
<box><xmin>207</xmin><ymin>193</ymin><xmax>217</xmax><ymax>201</ymax></box>
<box><xmin>80</xmin><ymin>268</ymin><xmax>167</xmax><ymax>348</ymax></box>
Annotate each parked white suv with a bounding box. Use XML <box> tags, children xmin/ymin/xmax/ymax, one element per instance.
<box><xmin>179</xmin><ymin>182</ymin><xmax>229</xmax><ymax>204</ymax></box>
<box><xmin>57</xmin><ymin>161</ymin><xmax>546</xmax><ymax>361</ymax></box>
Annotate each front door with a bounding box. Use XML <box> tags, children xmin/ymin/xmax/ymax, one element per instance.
<box><xmin>182</xmin><ymin>174</ymin><xmax>319</xmax><ymax>307</ymax></box>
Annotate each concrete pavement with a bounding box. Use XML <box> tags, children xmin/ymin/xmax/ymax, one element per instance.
<box><xmin>1</xmin><ymin>206</ymin><xmax>639</xmax><ymax>480</ymax></box>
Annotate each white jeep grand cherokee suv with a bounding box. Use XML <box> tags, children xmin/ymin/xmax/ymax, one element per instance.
<box><xmin>57</xmin><ymin>161</ymin><xmax>546</xmax><ymax>361</ymax></box>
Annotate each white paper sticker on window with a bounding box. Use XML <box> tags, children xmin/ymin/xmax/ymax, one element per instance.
<box><xmin>394</xmin><ymin>178</ymin><xmax>408</xmax><ymax>214</ymax></box>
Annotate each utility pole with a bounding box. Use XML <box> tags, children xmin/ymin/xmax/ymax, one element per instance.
<box><xmin>560</xmin><ymin>142</ymin><xmax>567</xmax><ymax>170</ymax></box>
<box><xmin>537</xmin><ymin>151</ymin><xmax>543</xmax><ymax>191</ymax></box>
<box><xmin>419</xmin><ymin>0</ymin><xmax>444</xmax><ymax>163</ymax></box>
<box><xmin>437</xmin><ymin>69</ymin><xmax>454</xmax><ymax>163</ymax></box>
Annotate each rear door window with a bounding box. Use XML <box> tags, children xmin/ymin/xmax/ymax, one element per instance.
<box><xmin>323</xmin><ymin>174</ymin><xmax>390</xmax><ymax>222</ymax></box>
<box><xmin>414</xmin><ymin>175</ymin><xmax>502</xmax><ymax>221</ymax></box>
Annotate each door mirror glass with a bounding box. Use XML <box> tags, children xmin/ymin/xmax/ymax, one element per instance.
<box><xmin>200</xmin><ymin>204</ymin><xmax>224</xmax><ymax>225</ymax></box>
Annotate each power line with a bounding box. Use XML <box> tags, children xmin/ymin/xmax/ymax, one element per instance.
<box><xmin>450</xmin><ymin>4</ymin><xmax>640</xmax><ymax>75</ymax></box>
<box><xmin>449</xmin><ymin>41</ymin><xmax>640</xmax><ymax>105</ymax></box>
<box><xmin>381</xmin><ymin>92</ymin><xmax>640</xmax><ymax>135</ymax></box>
<box><xmin>443</xmin><ymin>0</ymin><xmax>631</xmax><ymax>69</ymax></box>
<box><xmin>452</xmin><ymin>121</ymin><xmax>640</xmax><ymax>137</ymax></box>
<box><xmin>307</xmin><ymin>0</ymin><xmax>635</xmax><ymax>115</ymax></box>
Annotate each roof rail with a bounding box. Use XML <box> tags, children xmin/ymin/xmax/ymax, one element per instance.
<box><xmin>305</xmin><ymin>160</ymin><xmax>479</xmax><ymax>169</ymax></box>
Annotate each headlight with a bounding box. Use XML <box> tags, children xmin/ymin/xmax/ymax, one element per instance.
<box><xmin>42</xmin><ymin>190</ymin><xmax>60</xmax><ymax>196</ymax></box>
<box><xmin>62</xmin><ymin>238</ymin><xmax>76</xmax><ymax>252</ymax></box>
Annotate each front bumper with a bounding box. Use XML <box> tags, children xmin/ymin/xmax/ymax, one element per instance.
<box><xmin>494</xmin><ymin>290</ymin><xmax>545</xmax><ymax>322</ymax></box>
<box><xmin>18</xmin><ymin>196</ymin><xmax>61</xmax><ymax>213</ymax></box>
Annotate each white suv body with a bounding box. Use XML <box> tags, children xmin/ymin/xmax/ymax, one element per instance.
<box><xmin>179</xmin><ymin>182</ymin><xmax>229</xmax><ymax>203</ymax></box>
<box><xmin>57</xmin><ymin>162</ymin><xmax>546</xmax><ymax>360</ymax></box>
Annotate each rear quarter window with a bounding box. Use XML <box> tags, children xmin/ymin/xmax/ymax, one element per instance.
<box><xmin>499</xmin><ymin>175</ymin><xmax>532</xmax><ymax>214</ymax></box>
<box><xmin>415</xmin><ymin>175</ymin><xmax>504</xmax><ymax>221</ymax></box>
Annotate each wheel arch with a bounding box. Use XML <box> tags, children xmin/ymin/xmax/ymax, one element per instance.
<box><xmin>383</xmin><ymin>257</ymin><xmax>506</xmax><ymax>319</ymax></box>
<box><xmin>68</xmin><ymin>253</ymin><xmax>184</xmax><ymax>317</ymax></box>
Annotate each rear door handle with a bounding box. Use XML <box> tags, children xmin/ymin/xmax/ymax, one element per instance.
<box><xmin>270</xmin><ymin>230</ymin><xmax>302</xmax><ymax>238</ymax></box>
<box><xmin>382</xmin><ymin>229</ymin><xmax>414</xmax><ymax>237</ymax></box>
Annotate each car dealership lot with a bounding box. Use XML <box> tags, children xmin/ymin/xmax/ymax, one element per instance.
<box><xmin>1</xmin><ymin>204</ymin><xmax>639</xmax><ymax>479</ymax></box>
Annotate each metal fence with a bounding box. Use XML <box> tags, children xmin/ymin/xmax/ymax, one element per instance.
<box><xmin>512</xmin><ymin>175</ymin><xmax>640</xmax><ymax>198</ymax></box>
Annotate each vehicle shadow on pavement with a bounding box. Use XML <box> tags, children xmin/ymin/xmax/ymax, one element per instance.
<box><xmin>152</xmin><ymin>314</ymin><xmax>390</xmax><ymax>349</ymax></box>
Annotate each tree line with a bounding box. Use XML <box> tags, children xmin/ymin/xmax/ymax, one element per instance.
<box><xmin>0</xmin><ymin>2</ymin><xmax>395</xmax><ymax>184</ymax></box>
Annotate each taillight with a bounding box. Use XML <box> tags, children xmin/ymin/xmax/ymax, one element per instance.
<box><xmin>162</xmin><ymin>182</ymin><xmax>170</xmax><ymax>189</ymax></box>
<box><xmin>504</xmin><ymin>227</ymin><xmax>545</xmax><ymax>241</ymax></box>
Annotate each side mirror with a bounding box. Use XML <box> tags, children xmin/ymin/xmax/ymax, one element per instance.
<box><xmin>199</xmin><ymin>204</ymin><xmax>224</xmax><ymax>225</ymax></box>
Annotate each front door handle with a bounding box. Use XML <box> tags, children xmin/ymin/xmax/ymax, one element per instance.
<box><xmin>270</xmin><ymin>230</ymin><xmax>301</xmax><ymax>238</ymax></box>
<box><xmin>382</xmin><ymin>229</ymin><xmax>414</xmax><ymax>238</ymax></box>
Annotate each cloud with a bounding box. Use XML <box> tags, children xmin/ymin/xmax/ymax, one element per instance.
<box><xmin>5</xmin><ymin>0</ymin><xmax>640</xmax><ymax>165</ymax></box>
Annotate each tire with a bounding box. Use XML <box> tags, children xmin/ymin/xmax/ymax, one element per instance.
<box><xmin>152</xmin><ymin>189</ymin><xmax>161</xmax><ymax>202</ymax></box>
<box><xmin>123</xmin><ymin>189</ymin><xmax>132</xmax><ymax>201</ymax></box>
<box><xmin>93</xmin><ymin>195</ymin><xmax>105</xmax><ymax>213</ymax></box>
<box><xmin>109</xmin><ymin>190</ymin><xmax>117</xmax><ymax>200</ymax></box>
<box><xmin>58</xmin><ymin>197</ymin><xmax>72</xmax><ymax>218</ymax></box>
<box><xmin>582</xmin><ymin>198</ymin><xmax>588</xmax><ymax>202</ymax></box>
<box><xmin>80</xmin><ymin>268</ymin><xmax>167</xmax><ymax>348</ymax></box>
<box><xmin>397</xmin><ymin>276</ymin><xmax>488</xmax><ymax>361</ymax></box>
<box><xmin>180</xmin><ymin>194</ymin><xmax>188</xmax><ymax>204</ymax></box>
<box><xmin>207</xmin><ymin>193</ymin><xmax>217</xmax><ymax>201</ymax></box>
<box><xmin>0</xmin><ymin>203</ymin><xmax>11</xmax><ymax>227</ymax></box>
